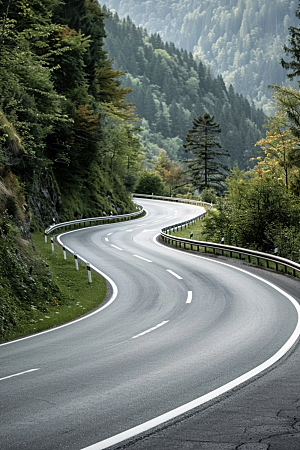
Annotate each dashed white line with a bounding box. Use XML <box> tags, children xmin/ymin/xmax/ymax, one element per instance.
<box><xmin>105</xmin><ymin>238</ymin><xmax>109</xmax><ymax>242</ymax></box>
<box><xmin>186</xmin><ymin>291</ymin><xmax>193</xmax><ymax>304</ymax></box>
<box><xmin>111</xmin><ymin>245</ymin><xmax>123</xmax><ymax>251</ymax></box>
<box><xmin>167</xmin><ymin>269</ymin><xmax>183</xmax><ymax>280</ymax></box>
<box><xmin>131</xmin><ymin>321</ymin><xmax>169</xmax><ymax>339</ymax></box>
<box><xmin>133</xmin><ymin>255</ymin><xmax>152</xmax><ymax>262</ymax></box>
<box><xmin>0</xmin><ymin>368</ymin><xmax>40</xmax><ymax>381</ymax></box>
<box><xmin>107</xmin><ymin>233</ymin><xmax>113</xmax><ymax>236</ymax></box>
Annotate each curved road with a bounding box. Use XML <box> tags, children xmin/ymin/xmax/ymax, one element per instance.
<box><xmin>0</xmin><ymin>199</ymin><xmax>299</xmax><ymax>450</ymax></box>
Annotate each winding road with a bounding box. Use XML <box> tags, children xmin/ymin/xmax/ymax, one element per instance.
<box><xmin>1</xmin><ymin>199</ymin><xmax>300</xmax><ymax>450</ymax></box>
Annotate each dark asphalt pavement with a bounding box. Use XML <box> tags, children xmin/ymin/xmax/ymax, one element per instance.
<box><xmin>109</xmin><ymin>262</ymin><xmax>300</xmax><ymax>450</ymax></box>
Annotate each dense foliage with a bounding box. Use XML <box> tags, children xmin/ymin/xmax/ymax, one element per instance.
<box><xmin>103</xmin><ymin>0</ymin><xmax>298</xmax><ymax>114</ymax></box>
<box><xmin>201</xmin><ymin>2</ymin><xmax>300</xmax><ymax>260</ymax></box>
<box><xmin>0</xmin><ymin>0</ymin><xmax>140</xmax><ymax>341</ymax></box>
<box><xmin>103</xmin><ymin>10</ymin><xmax>266</xmax><ymax>170</ymax></box>
<box><xmin>0</xmin><ymin>0</ymin><xmax>140</xmax><ymax>227</ymax></box>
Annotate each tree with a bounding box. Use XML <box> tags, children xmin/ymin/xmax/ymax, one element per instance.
<box><xmin>281</xmin><ymin>3</ymin><xmax>300</xmax><ymax>80</ymax></box>
<box><xmin>135</xmin><ymin>171</ymin><xmax>166</xmax><ymax>195</ymax></box>
<box><xmin>153</xmin><ymin>150</ymin><xmax>187</xmax><ymax>196</ymax></box>
<box><xmin>183</xmin><ymin>112</ymin><xmax>230</xmax><ymax>193</ymax></box>
<box><xmin>255</xmin><ymin>111</ymin><xmax>300</xmax><ymax>192</ymax></box>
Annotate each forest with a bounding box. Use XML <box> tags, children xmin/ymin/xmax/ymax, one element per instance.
<box><xmin>103</xmin><ymin>9</ymin><xmax>266</xmax><ymax>171</ymax></box>
<box><xmin>103</xmin><ymin>0</ymin><xmax>299</xmax><ymax>114</ymax></box>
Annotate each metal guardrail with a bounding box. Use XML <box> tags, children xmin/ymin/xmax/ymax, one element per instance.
<box><xmin>133</xmin><ymin>193</ymin><xmax>212</xmax><ymax>208</ymax></box>
<box><xmin>161</xmin><ymin>230</ymin><xmax>300</xmax><ymax>278</ymax></box>
<box><xmin>44</xmin><ymin>208</ymin><xmax>144</xmax><ymax>239</ymax></box>
<box><xmin>44</xmin><ymin>193</ymin><xmax>300</xmax><ymax>278</ymax></box>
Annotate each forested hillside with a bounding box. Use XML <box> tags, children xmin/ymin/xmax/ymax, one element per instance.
<box><xmin>103</xmin><ymin>0</ymin><xmax>298</xmax><ymax>114</ymax></box>
<box><xmin>0</xmin><ymin>0</ymin><xmax>140</xmax><ymax>341</ymax></box>
<box><xmin>103</xmin><ymin>10</ymin><xmax>266</xmax><ymax>169</ymax></box>
<box><xmin>0</xmin><ymin>0</ymin><xmax>140</xmax><ymax>228</ymax></box>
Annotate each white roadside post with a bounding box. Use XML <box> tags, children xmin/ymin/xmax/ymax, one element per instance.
<box><xmin>74</xmin><ymin>253</ymin><xmax>79</xmax><ymax>270</ymax></box>
<box><xmin>87</xmin><ymin>263</ymin><xmax>92</xmax><ymax>283</ymax></box>
<box><xmin>45</xmin><ymin>233</ymin><xmax>47</xmax><ymax>243</ymax></box>
<box><xmin>63</xmin><ymin>246</ymin><xmax>67</xmax><ymax>260</ymax></box>
<box><xmin>51</xmin><ymin>237</ymin><xmax>54</xmax><ymax>252</ymax></box>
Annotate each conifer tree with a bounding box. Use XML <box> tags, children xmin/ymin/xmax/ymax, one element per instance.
<box><xmin>281</xmin><ymin>3</ymin><xmax>300</xmax><ymax>80</ymax></box>
<box><xmin>184</xmin><ymin>112</ymin><xmax>230</xmax><ymax>193</ymax></box>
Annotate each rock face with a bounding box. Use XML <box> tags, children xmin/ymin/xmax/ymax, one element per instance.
<box><xmin>27</xmin><ymin>168</ymin><xmax>61</xmax><ymax>229</ymax></box>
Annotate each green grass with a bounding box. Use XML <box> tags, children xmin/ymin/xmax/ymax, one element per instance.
<box><xmin>27</xmin><ymin>233</ymin><xmax>108</xmax><ymax>335</ymax></box>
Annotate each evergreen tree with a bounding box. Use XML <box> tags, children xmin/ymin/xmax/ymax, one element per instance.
<box><xmin>184</xmin><ymin>113</ymin><xmax>230</xmax><ymax>193</ymax></box>
<box><xmin>281</xmin><ymin>3</ymin><xmax>300</xmax><ymax>80</ymax></box>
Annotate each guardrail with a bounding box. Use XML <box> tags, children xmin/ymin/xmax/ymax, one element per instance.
<box><xmin>161</xmin><ymin>230</ymin><xmax>300</xmax><ymax>278</ymax></box>
<box><xmin>133</xmin><ymin>193</ymin><xmax>212</xmax><ymax>208</ymax></box>
<box><xmin>44</xmin><ymin>208</ymin><xmax>144</xmax><ymax>240</ymax></box>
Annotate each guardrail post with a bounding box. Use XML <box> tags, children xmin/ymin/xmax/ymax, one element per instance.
<box><xmin>87</xmin><ymin>263</ymin><xmax>92</xmax><ymax>283</ymax></box>
<box><xmin>74</xmin><ymin>254</ymin><xmax>79</xmax><ymax>270</ymax></box>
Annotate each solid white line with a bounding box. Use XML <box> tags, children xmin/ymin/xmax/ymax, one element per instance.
<box><xmin>186</xmin><ymin>291</ymin><xmax>192</xmax><ymax>303</ymax></box>
<box><xmin>131</xmin><ymin>321</ymin><xmax>169</xmax><ymax>339</ymax></box>
<box><xmin>167</xmin><ymin>269</ymin><xmax>183</xmax><ymax>280</ymax></box>
<box><xmin>80</xmin><ymin>235</ymin><xmax>300</xmax><ymax>450</ymax></box>
<box><xmin>111</xmin><ymin>244</ymin><xmax>123</xmax><ymax>250</ymax></box>
<box><xmin>0</xmin><ymin>368</ymin><xmax>40</xmax><ymax>381</ymax></box>
<box><xmin>133</xmin><ymin>255</ymin><xmax>152</xmax><ymax>263</ymax></box>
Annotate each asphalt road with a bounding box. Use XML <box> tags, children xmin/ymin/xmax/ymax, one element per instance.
<box><xmin>0</xmin><ymin>199</ymin><xmax>299</xmax><ymax>450</ymax></box>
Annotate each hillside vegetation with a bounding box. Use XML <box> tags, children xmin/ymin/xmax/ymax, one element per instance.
<box><xmin>103</xmin><ymin>10</ymin><xmax>266</xmax><ymax>169</ymax></box>
<box><xmin>103</xmin><ymin>0</ymin><xmax>298</xmax><ymax>114</ymax></box>
<box><xmin>0</xmin><ymin>0</ymin><xmax>140</xmax><ymax>341</ymax></box>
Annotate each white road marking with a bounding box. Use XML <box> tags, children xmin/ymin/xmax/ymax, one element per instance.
<box><xmin>107</xmin><ymin>233</ymin><xmax>113</xmax><ymax>236</ymax></box>
<box><xmin>133</xmin><ymin>255</ymin><xmax>152</xmax><ymax>262</ymax></box>
<box><xmin>1</xmin><ymin>232</ymin><xmax>119</xmax><ymax>347</ymax></box>
<box><xmin>105</xmin><ymin>238</ymin><xmax>109</xmax><ymax>242</ymax></box>
<box><xmin>0</xmin><ymin>368</ymin><xmax>40</xmax><ymax>381</ymax></box>
<box><xmin>131</xmin><ymin>321</ymin><xmax>169</xmax><ymax>339</ymax></box>
<box><xmin>79</xmin><ymin>232</ymin><xmax>300</xmax><ymax>450</ymax></box>
<box><xmin>111</xmin><ymin>245</ymin><xmax>123</xmax><ymax>251</ymax></box>
<box><xmin>186</xmin><ymin>291</ymin><xmax>193</xmax><ymax>303</ymax></box>
<box><xmin>81</xmin><ymin>279</ymin><xmax>300</xmax><ymax>450</ymax></box>
<box><xmin>125</xmin><ymin>229</ymin><xmax>133</xmax><ymax>232</ymax></box>
<box><xmin>167</xmin><ymin>269</ymin><xmax>183</xmax><ymax>280</ymax></box>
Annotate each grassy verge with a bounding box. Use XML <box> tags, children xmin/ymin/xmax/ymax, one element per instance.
<box><xmin>24</xmin><ymin>233</ymin><xmax>108</xmax><ymax>335</ymax></box>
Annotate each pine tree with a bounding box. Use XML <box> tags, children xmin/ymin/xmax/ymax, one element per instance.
<box><xmin>184</xmin><ymin>112</ymin><xmax>230</xmax><ymax>193</ymax></box>
<box><xmin>281</xmin><ymin>3</ymin><xmax>300</xmax><ymax>80</ymax></box>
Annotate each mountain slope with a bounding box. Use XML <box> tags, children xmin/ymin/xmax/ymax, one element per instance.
<box><xmin>103</xmin><ymin>11</ymin><xmax>266</xmax><ymax>170</ymax></box>
<box><xmin>102</xmin><ymin>0</ymin><xmax>298</xmax><ymax>114</ymax></box>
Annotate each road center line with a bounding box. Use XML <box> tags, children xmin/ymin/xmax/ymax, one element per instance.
<box><xmin>131</xmin><ymin>321</ymin><xmax>169</xmax><ymax>339</ymax></box>
<box><xmin>186</xmin><ymin>291</ymin><xmax>193</xmax><ymax>303</ymax></box>
<box><xmin>0</xmin><ymin>368</ymin><xmax>40</xmax><ymax>381</ymax></box>
<box><xmin>111</xmin><ymin>245</ymin><xmax>123</xmax><ymax>250</ymax></box>
<box><xmin>167</xmin><ymin>269</ymin><xmax>183</xmax><ymax>280</ymax></box>
<box><xmin>133</xmin><ymin>255</ymin><xmax>152</xmax><ymax>262</ymax></box>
